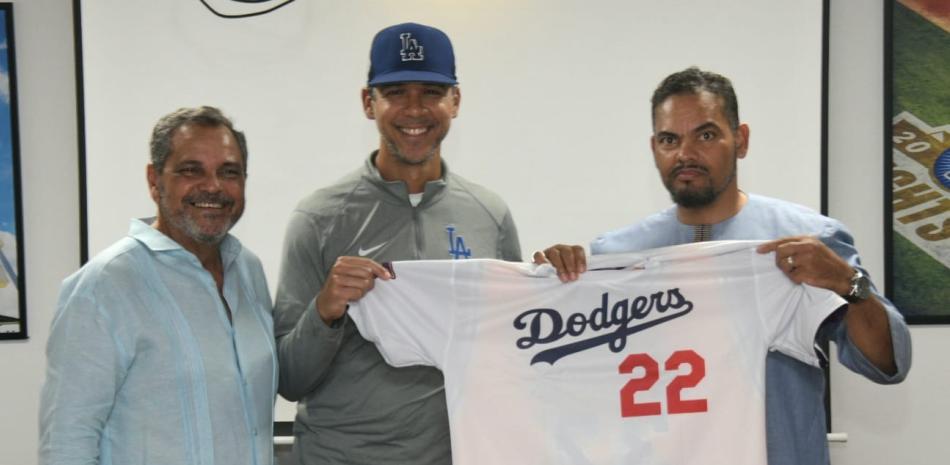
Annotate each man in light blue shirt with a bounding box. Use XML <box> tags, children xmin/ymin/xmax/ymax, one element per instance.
<box><xmin>39</xmin><ymin>106</ymin><xmax>277</xmax><ymax>465</ymax></box>
<box><xmin>538</xmin><ymin>67</ymin><xmax>911</xmax><ymax>465</ymax></box>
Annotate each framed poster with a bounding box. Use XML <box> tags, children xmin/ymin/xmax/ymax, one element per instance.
<box><xmin>0</xmin><ymin>2</ymin><xmax>24</xmax><ymax>339</ymax></box>
<box><xmin>886</xmin><ymin>0</ymin><xmax>950</xmax><ymax>324</ymax></box>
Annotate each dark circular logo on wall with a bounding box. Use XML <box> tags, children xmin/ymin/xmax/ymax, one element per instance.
<box><xmin>935</xmin><ymin>148</ymin><xmax>950</xmax><ymax>191</ymax></box>
<box><xmin>200</xmin><ymin>0</ymin><xmax>296</xmax><ymax>18</ymax></box>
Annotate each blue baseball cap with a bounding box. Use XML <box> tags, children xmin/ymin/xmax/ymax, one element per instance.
<box><xmin>367</xmin><ymin>22</ymin><xmax>458</xmax><ymax>87</ymax></box>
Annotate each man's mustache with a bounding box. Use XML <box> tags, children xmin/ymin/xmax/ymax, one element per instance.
<box><xmin>184</xmin><ymin>192</ymin><xmax>236</xmax><ymax>207</ymax></box>
<box><xmin>670</xmin><ymin>164</ymin><xmax>710</xmax><ymax>177</ymax></box>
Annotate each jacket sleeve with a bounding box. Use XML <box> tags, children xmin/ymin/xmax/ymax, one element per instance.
<box><xmin>820</xmin><ymin>222</ymin><xmax>912</xmax><ymax>384</ymax></box>
<box><xmin>273</xmin><ymin>211</ymin><xmax>345</xmax><ymax>401</ymax></box>
<box><xmin>39</xmin><ymin>290</ymin><xmax>128</xmax><ymax>465</ymax></box>
<box><xmin>497</xmin><ymin>208</ymin><xmax>523</xmax><ymax>262</ymax></box>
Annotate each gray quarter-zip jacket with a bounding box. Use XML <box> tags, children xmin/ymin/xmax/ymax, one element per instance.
<box><xmin>274</xmin><ymin>153</ymin><xmax>521</xmax><ymax>465</ymax></box>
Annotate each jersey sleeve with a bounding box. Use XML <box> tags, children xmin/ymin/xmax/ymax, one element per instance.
<box><xmin>753</xmin><ymin>252</ymin><xmax>848</xmax><ymax>366</ymax></box>
<box><xmin>348</xmin><ymin>260</ymin><xmax>469</xmax><ymax>370</ymax></box>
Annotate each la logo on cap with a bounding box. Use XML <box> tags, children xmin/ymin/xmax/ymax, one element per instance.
<box><xmin>400</xmin><ymin>33</ymin><xmax>424</xmax><ymax>62</ymax></box>
<box><xmin>367</xmin><ymin>22</ymin><xmax>457</xmax><ymax>86</ymax></box>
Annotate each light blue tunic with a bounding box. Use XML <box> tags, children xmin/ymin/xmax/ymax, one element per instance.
<box><xmin>591</xmin><ymin>193</ymin><xmax>912</xmax><ymax>465</ymax></box>
<box><xmin>40</xmin><ymin>219</ymin><xmax>277</xmax><ymax>465</ymax></box>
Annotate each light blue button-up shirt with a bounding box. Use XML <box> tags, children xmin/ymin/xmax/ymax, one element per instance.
<box><xmin>40</xmin><ymin>219</ymin><xmax>278</xmax><ymax>465</ymax></box>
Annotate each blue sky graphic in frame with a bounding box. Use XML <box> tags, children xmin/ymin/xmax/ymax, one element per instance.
<box><xmin>0</xmin><ymin>3</ymin><xmax>26</xmax><ymax>340</ymax></box>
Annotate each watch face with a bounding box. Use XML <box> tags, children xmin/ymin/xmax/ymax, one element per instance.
<box><xmin>856</xmin><ymin>275</ymin><xmax>871</xmax><ymax>299</ymax></box>
<box><xmin>850</xmin><ymin>271</ymin><xmax>871</xmax><ymax>301</ymax></box>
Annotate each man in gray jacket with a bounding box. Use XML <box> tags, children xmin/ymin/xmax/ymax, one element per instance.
<box><xmin>274</xmin><ymin>22</ymin><xmax>521</xmax><ymax>464</ymax></box>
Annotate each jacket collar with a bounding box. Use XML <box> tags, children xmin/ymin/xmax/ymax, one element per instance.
<box><xmin>362</xmin><ymin>151</ymin><xmax>450</xmax><ymax>208</ymax></box>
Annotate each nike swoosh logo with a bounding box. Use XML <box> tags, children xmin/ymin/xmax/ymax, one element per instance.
<box><xmin>358</xmin><ymin>242</ymin><xmax>387</xmax><ymax>257</ymax></box>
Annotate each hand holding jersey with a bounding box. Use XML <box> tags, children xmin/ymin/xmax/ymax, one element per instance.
<box><xmin>315</xmin><ymin>256</ymin><xmax>393</xmax><ymax>325</ymax></box>
<box><xmin>532</xmin><ymin>244</ymin><xmax>587</xmax><ymax>282</ymax></box>
<box><xmin>757</xmin><ymin>236</ymin><xmax>855</xmax><ymax>294</ymax></box>
<box><xmin>758</xmin><ymin>236</ymin><xmax>897</xmax><ymax>374</ymax></box>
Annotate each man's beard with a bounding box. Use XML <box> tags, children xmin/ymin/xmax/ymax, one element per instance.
<box><xmin>158</xmin><ymin>186</ymin><xmax>239</xmax><ymax>245</ymax></box>
<box><xmin>665</xmin><ymin>156</ymin><xmax>737</xmax><ymax>208</ymax></box>
<box><xmin>382</xmin><ymin>133</ymin><xmax>443</xmax><ymax>166</ymax></box>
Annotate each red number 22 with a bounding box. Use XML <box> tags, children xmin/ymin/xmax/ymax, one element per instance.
<box><xmin>618</xmin><ymin>349</ymin><xmax>707</xmax><ymax>417</ymax></box>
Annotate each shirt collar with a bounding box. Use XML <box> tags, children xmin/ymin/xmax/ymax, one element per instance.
<box><xmin>128</xmin><ymin>217</ymin><xmax>242</xmax><ymax>268</ymax></box>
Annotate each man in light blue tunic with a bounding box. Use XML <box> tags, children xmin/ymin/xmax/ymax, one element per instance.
<box><xmin>39</xmin><ymin>106</ymin><xmax>277</xmax><ymax>465</ymax></box>
<box><xmin>538</xmin><ymin>67</ymin><xmax>911</xmax><ymax>465</ymax></box>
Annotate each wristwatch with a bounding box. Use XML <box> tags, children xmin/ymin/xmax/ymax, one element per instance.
<box><xmin>844</xmin><ymin>268</ymin><xmax>871</xmax><ymax>303</ymax></box>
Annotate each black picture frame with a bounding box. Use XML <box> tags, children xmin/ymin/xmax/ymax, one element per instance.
<box><xmin>0</xmin><ymin>2</ymin><xmax>26</xmax><ymax>340</ymax></box>
<box><xmin>884</xmin><ymin>0</ymin><xmax>950</xmax><ymax>324</ymax></box>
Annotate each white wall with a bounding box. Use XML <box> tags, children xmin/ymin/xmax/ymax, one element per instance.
<box><xmin>75</xmin><ymin>0</ymin><xmax>826</xmax><ymax>426</ymax></box>
<box><xmin>827</xmin><ymin>1</ymin><xmax>949</xmax><ymax>464</ymax></box>
<box><xmin>0</xmin><ymin>1</ymin><xmax>79</xmax><ymax>464</ymax></box>
<box><xmin>0</xmin><ymin>1</ymin><xmax>945</xmax><ymax>464</ymax></box>
<box><xmin>77</xmin><ymin>0</ymin><xmax>824</xmax><ymax>288</ymax></box>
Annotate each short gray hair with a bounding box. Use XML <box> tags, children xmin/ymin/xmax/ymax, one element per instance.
<box><xmin>149</xmin><ymin>106</ymin><xmax>248</xmax><ymax>173</ymax></box>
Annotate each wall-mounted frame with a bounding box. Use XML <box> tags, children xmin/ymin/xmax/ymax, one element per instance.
<box><xmin>885</xmin><ymin>0</ymin><xmax>950</xmax><ymax>324</ymax></box>
<box><xmin>0</xmin><ymin>2</ymin><xmax>26</xmax><ymax>340</ymax></box>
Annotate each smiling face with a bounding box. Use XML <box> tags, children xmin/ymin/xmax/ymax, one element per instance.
<box><xmin>148</xmin><ymin>123</ymin><xmax>246</xmax><ymax>252</ymax></box>
<box><xmin>651</xmin><ymin>91</ymin><xmax>749</xmax><ymax>209</ymax></box>
<box><xmin>363</xmin><ymin>82</ymin><xmax>460</xmax><ymax>167</ymax></box>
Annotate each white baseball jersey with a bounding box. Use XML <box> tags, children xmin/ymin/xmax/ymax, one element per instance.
<box><xmin>348</xmin><ymin>240</ymin><xmax>847</xmax><ymax>465</ymax></box>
